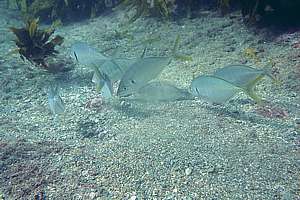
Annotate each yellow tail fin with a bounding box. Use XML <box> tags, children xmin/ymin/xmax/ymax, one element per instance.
<box><xmin>244</xmin><ymin>74</ymin><xmax>264</xmax><ymax>104</ymax></box>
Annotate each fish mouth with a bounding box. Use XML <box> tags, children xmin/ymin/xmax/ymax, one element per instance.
<box><xmin>118</xmin><ymin>93</ymin><xmax>133</xmax><ymax>98</ymax></box>
<box><xmin>116</xmin><ymin>87</ymin><xmax>130</xmax><ymax>97</ymax></box>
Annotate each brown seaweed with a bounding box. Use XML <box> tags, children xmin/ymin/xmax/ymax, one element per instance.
<box><xmin>10</xmin><ymin>18</ymin><xmax>64</xmax><ymax>71</ymax></box>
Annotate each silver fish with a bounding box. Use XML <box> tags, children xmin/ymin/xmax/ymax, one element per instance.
<box><xmin>71</xmin><ymin>42</ymin><xmax>107</xmax><ymax>65</ymax></box>
<box><xmin>127</xmin><ymin>81</ymin><xmax>193</xmax><ymax>102</ymax></box>
<box><xmin>117</xmin><ymin>56</ymin><xmax>171</xmax><ymax>97</ymax></box>
<box><xmin>117</xmin><ymin>36</ymin><xmax>182</xmax><ymax>97</ymax></box>
<box><xmin>100</xmin><ymin>58</ymin><xmax>135</xmax><ymax>81</ymax></box>
<box><xmin>48</xmin><ymin>85</ymin><xmax>65</xmax><ymax>115</ymax></box>
<box><xmin>71</xmin><ymin>42</ymin><xmax>134</xmax><ymax>81</ymax></box>
<box><xmin>214</xmin><ymin>64</ymin><xmax>275</xmax><ymax>88</ymax></box>
<box><xmin>191</xmin><ymin>75</ymin><xmax>244</xmax><ymax>104</ymax></box>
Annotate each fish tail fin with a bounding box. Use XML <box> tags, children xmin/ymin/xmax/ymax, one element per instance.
<box><xmin>101</xmin><ymin>73</ymin><xmax>114</xmax><ymax>98</ymax></box>
<box><xmin>48</xmin><ymin>83</ymin><xmax>59</xmax><ymax>98</ymax></box>
<box><xmin>91</xmin><ymin>64</ymin><xmax>113</xmax><ymax>96</ymax></box>
<box><xmin>243</xmin><ymin>75</ymin><xmax>264</xmax><ymax>104</ymax></box>
<box><xmin>246</xmin><ymin>86</ymin><xmax>262</xmax><ymax>104</ymax></box>
<box><xmin>91</xmin><ymin>64</ymin><xmax>105</xmax><ymax>92</ymax></box>
<box><xmin>95</xmin><ymin>83</ymin><xmax>102</xmax><ymax>93</ymax></box>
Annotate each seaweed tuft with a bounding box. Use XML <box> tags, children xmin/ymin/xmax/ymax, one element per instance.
<box><xmin>118</xmin><ymin>0</ymin><xmax>176</xmax><ymax>22</ymax></box>
<box><xmin>9</xmin><ymin>18</ymin><xmax>66</xmax><ymax>72</ymax></box>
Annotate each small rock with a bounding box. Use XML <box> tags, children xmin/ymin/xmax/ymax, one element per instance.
<box><xmin>207</xmin><ymin>166</ymin><xmax>216</xmax><ymax>173</ymax></box>
<box><xmin>89</xmin><ymin>192</ymin><xmax>97</xmax><ymax>199</ymax></box>
<box><xmin>224</xmin><ymin>46</ymin><xmax>235</xmax><ymax>52</ymax></box>
<box><xmin>129</xmin><ymin>195</ymin><xmax>137</xmax><ymax>200</ymax></box>
<box><xmin>185</xmin><ymin>167</ymin><xmax>192</xmax><ymax>176</ymax></box>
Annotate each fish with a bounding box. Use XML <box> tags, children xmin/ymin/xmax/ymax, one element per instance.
<box><xmin>101</xmin><ymin>78</ymin><xmax>113</xmax><ymax>98</ymax></box>
<box><xmin>100</xmin><ymin>57</ymin><xmax>135</xmax><ymax>81</ymax></box>
<box><xmin>190</xmin><ymin>75</ymin><xmax>261</xmax><ymax>104</ymax></box>
<box><xmin>91</xmin><ymin>65</ymin><xmax>113</xmax><ymax>98</ymax></box>
<box><xmin>92</xmin><ymin>71</ymin><xmax>105</xmax><ymax>92</ymax></box>
<box><xmin>71</xmin><ymin>42</ymin><xmax>134</xmax><ymax>81</ymax></box>
<box><xmin>117</xmin><ymin>56</ymin><xmax>172</xmax><ymax>97</ymax></box>
<box><xmin>47</xmin><ymin>85</ymin><xmax>65</xmax><ymax>115</ymax></box>
<box><xmin>213</xmin><ymin>64</ymin><xmax>276</xmax><ymax>88</ymax></box>
<box><xmin>126</xmin><ymin>81</ymin><xmax>193</xmax><ymax>102</ymax></box>
<box><xmin>70</xmin><ymin>42</ymin><xmax>107</xmax><ymax>66</ymax></box>
<box><xmin>117</xmin><ymin>36</ymin><xmax>182</xmax><ymax>97</ymax></box>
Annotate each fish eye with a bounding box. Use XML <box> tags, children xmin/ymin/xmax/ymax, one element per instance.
<box><xmin>131</xmin><ymin>80</ymin><xmax>135</xmax><ymax>84</ymax></box>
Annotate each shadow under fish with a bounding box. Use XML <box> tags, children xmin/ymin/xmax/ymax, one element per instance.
<box><xmin>207</xmin><ymin>102</ymin><xmax>294</xmax><ymax>130</ymax></box>
<box><xmin>124</xmin><ymin>81</ymin><xmax>194</xmax><ymax>103</ymax></box>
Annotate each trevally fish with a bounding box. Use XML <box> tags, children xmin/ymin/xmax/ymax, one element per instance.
<box><xmin>47</xmin><ymin>85</ymin><xmax>65</xmax><ymax>115</ymax></box>
<box><xmin>190</xmin><ymin>75</ymin><xmax>261</xmax><ymax>104</ymax></box>
<box><xmin>100</xmin><ymin>57</ymin><xmax>135</xmax><ymax>81</ymax></box>
<box><xmin>70</xmin><ymin>42</ymin><xmax>107</xmax><ymax>65</ymax></box>
<box><xmin>117</xmin><ymin>56</ymin><xmax>172</xmax><ymax>97</ymax></box>
<box><xmin>126</xmin><ymin>81</ymin><xmax>193</xmax><ymax>102</ymax></box>
<box><xmin>213</xmin><ymin>64</ymin><xmax>276</xmax><ymax>88</ymax></box>
<box><xmin>91</xmin><ymin>65</ymin><xmax>113</xmax><ymax>98</ymax></box>
<box><xmin>71</xmin><ymin>42</ymin><xmax>134</xmax><ymax>81</ymax></box>
<box><xmin>117</xmin><ymin>36</ymin><xmax>182</xmax><ymax>97</ymax></box>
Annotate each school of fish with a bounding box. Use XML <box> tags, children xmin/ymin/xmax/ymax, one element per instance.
<box><xmin>47</xmin><ymin>37</ymin><xmax>276</xmax><ymax>116</ymax></box>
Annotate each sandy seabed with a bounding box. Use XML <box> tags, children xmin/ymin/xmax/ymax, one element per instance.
<box><xmin>0</xmin><ymin>2</ymin><xmax>299</xmax><ymax>199</ymax></box>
